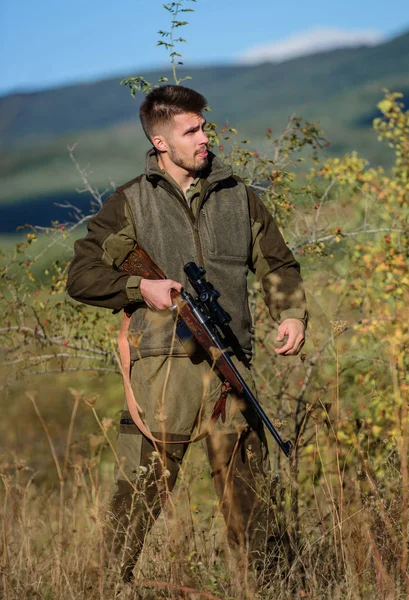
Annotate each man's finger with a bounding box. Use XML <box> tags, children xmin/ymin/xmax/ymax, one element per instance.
<box><xmin>295</xmin><ymin>335</ymin><xmax>305</xmax><ymax>354</ymax></box>
<box><xmin>275</xmin><ymin>331</ymin><xmax>297</xmax><ymax>355</ymax></box>
<box><xmin>282</xmin><ymin>333</ymin><xmax>305</xmax><ymax>356</ymax></box>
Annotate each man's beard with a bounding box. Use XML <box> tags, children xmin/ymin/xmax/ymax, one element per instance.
<box><xmin>168</xmin><ymin>143</ymin><xmax>208</xmax><ymax>172</ymax></box>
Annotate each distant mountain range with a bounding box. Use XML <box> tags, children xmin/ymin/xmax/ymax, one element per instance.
<box><xmin>0</xmin><ymin>29</ymin><xmax>408</xmax><ymax>233</ymax></box>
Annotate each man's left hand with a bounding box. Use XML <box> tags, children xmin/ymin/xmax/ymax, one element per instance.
<box><xmin>274</xmin><ymin>318</ymin><xmax>305</xmax><ymax>356</ymax></box>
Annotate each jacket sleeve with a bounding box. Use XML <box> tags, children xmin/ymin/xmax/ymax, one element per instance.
<box><xmin>248</xmin><ymin>187</ymin><xmax>308</xmax><ymax>326</ymax></box>
<box><xmin>66</xmin><ymin>191</ymin><xmax>144</xmax><ymax>310</ymax></box>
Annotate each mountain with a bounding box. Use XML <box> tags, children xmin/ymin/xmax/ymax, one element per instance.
<box><xmin>0</xmin><ymin>30</ymin><xmax>408</xmax><ymax>232</ymax></box>
<box><xmin>1</xmin><ymin>30</ymin><xmax>408</xmax><ymax>146</ymax></box>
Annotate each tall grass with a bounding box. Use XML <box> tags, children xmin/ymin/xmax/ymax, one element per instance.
<box><xmin>1</xmin><ymin>353</ymin><xmax>407</xmax><ymax>599</ymax></box>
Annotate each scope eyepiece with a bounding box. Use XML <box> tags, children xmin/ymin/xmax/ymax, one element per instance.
<box><xmin>184</xmin><ymin>261</ymin><xmax>231</xmax><ymax>326</ymax></box>
<box><xmin>184</xmin><ymin>262</ymin><xmax>205</xmax><ymax>282</ymax></box>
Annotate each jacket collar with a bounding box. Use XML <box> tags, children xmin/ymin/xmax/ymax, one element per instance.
<box><xmin>144</xmin><ymin>147</ymin><xmax>233</xmax><ymax>187</ymax></box>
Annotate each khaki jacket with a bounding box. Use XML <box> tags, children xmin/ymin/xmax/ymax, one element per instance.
<box><xmin>67</xmin><ymin>149</ymin><xmax>307</xmax><ymax>360</ymax></box>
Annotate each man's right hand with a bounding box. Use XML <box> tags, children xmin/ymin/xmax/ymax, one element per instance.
<box><xmin>140</xmin><ymin>278</ymin><xmax>183</xmax><ymax>310</ymax></box>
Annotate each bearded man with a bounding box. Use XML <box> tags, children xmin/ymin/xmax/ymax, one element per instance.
<box><xmin>67</xmin><ymin>85</ymin><xmax>307</xmax><ymax>586</ymax></box>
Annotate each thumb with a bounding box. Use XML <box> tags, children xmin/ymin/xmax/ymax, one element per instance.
<box><xmin>169</xmin><ymin>280</ymin><xmax>183</xmax><ymax>293</ymax></box>
<box><xmin>276</xmin><ymin>330</ymin><xmax>284</xmax><ymax>342</ymax></box>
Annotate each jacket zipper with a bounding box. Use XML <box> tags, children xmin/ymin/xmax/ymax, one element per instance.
<box><xmin>159</xmin><ymin>180</ymin><xmax>208</xmax><ymax>267</ymax></box>
<box><xmin>194</xmin><ymin>181</ymin><xmax>218</xmax><ymax>265</ymax></box>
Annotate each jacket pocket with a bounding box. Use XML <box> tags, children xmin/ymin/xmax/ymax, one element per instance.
<box><xmin>200</xmin><ymin>206</ymin><xmax>250</xmax><ymax>259</ymax></box>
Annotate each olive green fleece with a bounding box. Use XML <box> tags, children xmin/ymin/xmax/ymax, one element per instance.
<box><xmin>67</xmin><ymin>149</ymin><xmax>307</xmax><ymax>359</ymax></box>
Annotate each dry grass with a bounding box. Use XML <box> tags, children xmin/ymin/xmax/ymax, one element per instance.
<box><xmin>1</xmin><ymin>368</ymin><xmax>408</xmax><ymax>600</ymax></box>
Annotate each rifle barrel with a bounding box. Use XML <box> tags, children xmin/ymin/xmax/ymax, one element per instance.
<box><xmin>183</xmin><ymin>292</ymin><xmax>292</xmax><ymax>458</ymax></box>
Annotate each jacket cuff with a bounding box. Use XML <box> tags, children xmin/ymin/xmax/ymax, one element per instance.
<box><xmin>278</xmin><ymin>308</ymin><xmax>308</xmax><ymax>328</ymax></box>
<box><xmin>126</xmin><ymin>275</ymin><xmax>144</xmax><ymax>303</ymax></box>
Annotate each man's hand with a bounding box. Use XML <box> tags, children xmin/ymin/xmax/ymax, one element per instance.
<box><xmin>140</xmin><ymin>278</ymin><xmax>183</xmax><ymax>310</ymax></box>
<box><xmin>274</xmin><ymin>318</ymin><xmax>305</xmax><ymax>356</ymax></box>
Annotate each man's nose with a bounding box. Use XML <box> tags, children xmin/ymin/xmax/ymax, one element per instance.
<box><xmin>200</xmin><ymin>130</ymin><xmax>209</xmax><ymax>145</ymax></box>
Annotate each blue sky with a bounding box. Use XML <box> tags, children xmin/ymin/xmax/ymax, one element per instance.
<box><xmin>1</xmin><ymin>0</ymin><xmax>408</xmax><ymax>95</ymax></box>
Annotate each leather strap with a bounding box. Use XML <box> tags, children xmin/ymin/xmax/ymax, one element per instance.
<box><xmin>117</xmin><ymin>312</ymin><xmax>229</xmax><ymax>445</ymax></box>
<box><xmin>210</xmin><ymin>381</ymin><xmax>232</xmax><ymax>423</ymax></box>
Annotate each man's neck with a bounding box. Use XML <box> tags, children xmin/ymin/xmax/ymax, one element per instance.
<box><xmin>157</xmin><ymin>154</ymin><xmax>197</xmax><ymax>194</ymax></box>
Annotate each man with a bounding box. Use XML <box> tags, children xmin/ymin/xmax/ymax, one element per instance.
<box><xmin>67</xmin><ymin>85</ymin><xmax>307</xmax><ymax>586</ymax></box>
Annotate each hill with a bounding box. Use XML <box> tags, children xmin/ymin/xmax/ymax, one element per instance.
<box><xmin>0</xmin><ymin>29</ymin><xmax>408</xmax><ymax>232</ymax></box>
<box><xmin>1</xmin><ymin>30</ymin><xmax>408</xmax><ymax>145</ymax></box>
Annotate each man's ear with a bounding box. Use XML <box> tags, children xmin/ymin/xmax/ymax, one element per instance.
<box><xmin>152</xmin><ymin>134</ymin><xmax>168</xmax><ymax>153</ymax></box>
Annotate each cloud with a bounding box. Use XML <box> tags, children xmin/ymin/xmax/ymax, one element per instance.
<box><xmin>239</xmin><ymin>27</ymin><xmax>384</xmax><ymax>64</ymax></box>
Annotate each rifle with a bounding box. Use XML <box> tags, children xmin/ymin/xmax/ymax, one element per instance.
<box><xmin>118</xmin><ymin>245</ymin><xmax>292</xmax><ymax>458</ymax></box>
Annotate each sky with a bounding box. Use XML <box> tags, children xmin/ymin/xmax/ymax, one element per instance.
<box><xmin>1</xmin><ymin>0</ymin><xmax>408</xmax><ymax>96</ymax></box>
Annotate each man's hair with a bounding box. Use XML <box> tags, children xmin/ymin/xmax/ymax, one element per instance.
<box><xmin>139</xmin><ymin>85</ymin><xmax>208</xmax><ymax>142</ymax></box>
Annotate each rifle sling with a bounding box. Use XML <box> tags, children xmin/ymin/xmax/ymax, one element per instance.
<box><xmin>118</xmin><ymin>311</ymin><xmax>230</xmax><ymax>445</ymax></box>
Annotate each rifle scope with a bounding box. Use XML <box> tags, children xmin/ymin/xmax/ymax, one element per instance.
<box><xmin>184</xmin><ymin>262</ymin><xmax>231</xmax><ymax>327</ymax></box>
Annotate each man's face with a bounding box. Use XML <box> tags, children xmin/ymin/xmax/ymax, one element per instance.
<box><xmin>156</xmin><ymin>112</ymin><xmax>209</xmax><ymax>173</ymax></box>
